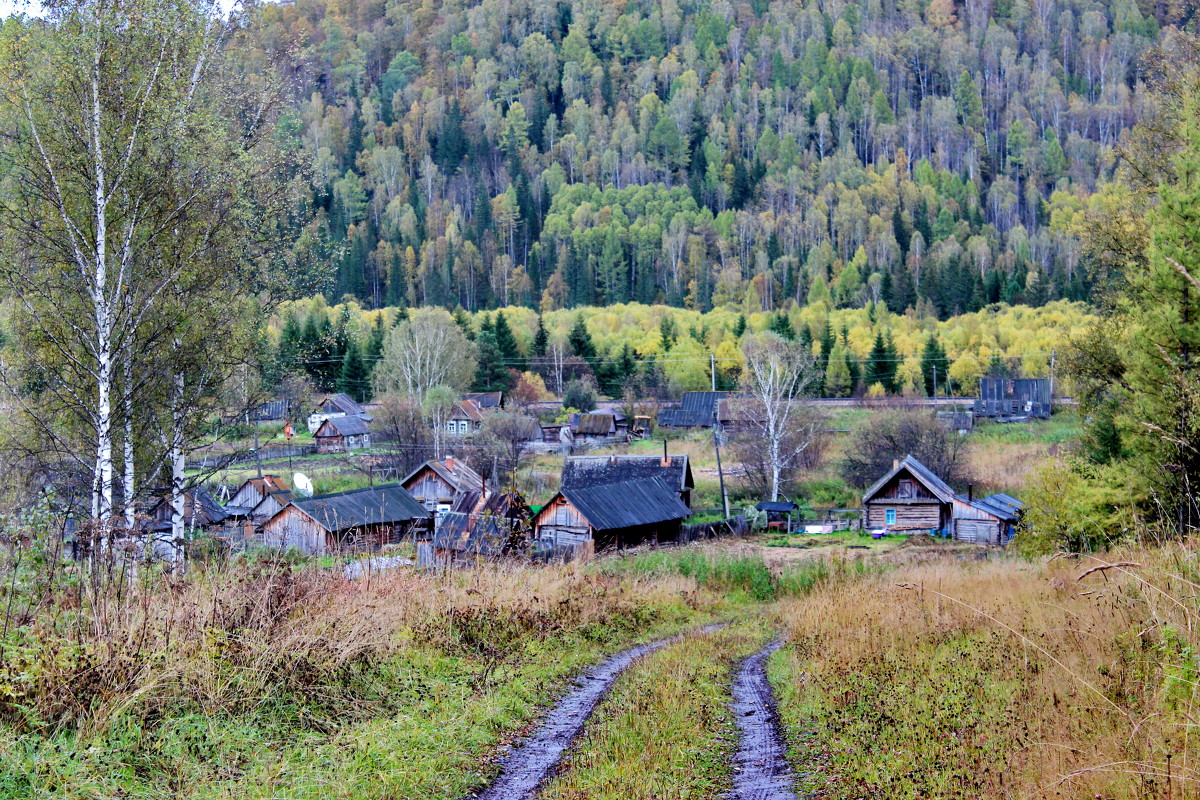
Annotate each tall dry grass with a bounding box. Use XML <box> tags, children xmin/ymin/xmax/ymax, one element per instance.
<box><xmin>773</xmin><ymin>548</ymin><xmax>1200</xmax><ymax>798</ymax></box>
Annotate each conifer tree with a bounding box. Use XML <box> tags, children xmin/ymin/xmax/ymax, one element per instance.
<box><xmin>493</xmin><ymin>310</ymin><xmax>524</xmax><ymax>371</ymax></box>
<box><xmin>921</xmin><ymin>335</ymin><xmax>950</xmax><ymax>396</ymax></box>
<box><xmin>338</xmin><ymin>343</ymin><xmax>370</xmax><ymax>402</ymax></box>
<box><xmin>532</xmin><ymin>314</ymin><xmax>548</xmax><ymax>357</ymax></box>
<box><xmin>824</xmin><ymin>342</ymin><xmax>852</xmax><ymax>397</ymax></box>
<box><xmin>733</xmin><ymin>313</ymin><xmax>747</xmax><ymax>338</ymax></box>
<box><xmin>569</xmin><ymin>315</ymin><xmax>597</xmax><ymax>362</ymax></box>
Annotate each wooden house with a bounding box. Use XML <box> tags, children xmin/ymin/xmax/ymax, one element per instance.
<box><xmin>560</xmin><ymin>453</ymin><xmax>695</xmax><ymax>508</ymax></box>
<box><xmin>260</xmin><ymin>483</ymin><xmax>430</xmax><ymax>556</ymax></box>
<box><xmin>314</xmin><ymin>415</ymin><xmax>371</xmax><ymax>453</ymax></box>
<box><xmin>862</xmin><ymin>455</ymin><xmax>1023</xmax><ymax>545</ymax></box>
<box><xmin>532</xmin><ymin>476</ymin><xmax>691</xmax><ymax>552</ymax></box>
<box><xmin>400</xmin><ymin>457</ymin><xmax>486</xmax><ymax>515</ymax></box>
<box><xmin>862</xmin><ymin>455</ymin><xmax>957</xmax><ymax>533</ymax></box>
<box><xmin>250</xmin><ymin>489</ymin><xmax>293</xmax><ymax>524</ymax></box>
<box><xmin>446</xmin><ymin>399</ymin><xmax>486</xmax><ymax>436</ymax></box>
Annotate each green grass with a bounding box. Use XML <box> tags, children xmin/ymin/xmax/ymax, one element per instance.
<box><xmin>539</xmin><ymin>621</ymin><xmax>772</xmax><ymax>800</ymax></box>
<box><xmin>969</xmin><ymin>410</ymin><xmax>1081</xmax><ymax>445</ymax></box>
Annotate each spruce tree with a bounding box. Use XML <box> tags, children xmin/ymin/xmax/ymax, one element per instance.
<box><xmin>533</xmin><ymin>314</ymin><xmax>549</xmax><ymax>357</ymax></box>
<box><xmin>732</xmin><ymin>313</ymin><xmax>747</xmax><ymax>338</ymax></box>
<box><xmin>866</xmin><ymin>331</ymin><xmax>889</xmax><ymax>392</ymax></box>
<box><xmin>824</xmin><ymin>342</ymin><xmax>852</xmax><ymax>397</ymax></box>
<box><xmin>569</xmin><ymin>315</ymin><xmax>597</xmax><ymax>362</ymax></box>
<box><xmin>472</xmin><ymin>329</ymin><xmax>511</xmax><ymax>391</ymax></box>
<box><xmin>921</xmin><ymin>335</ymin><xmax>950</xmax><ymax>397</ymax></box>
<box><xmin>366</xmin><ymin>314</ymin><xmax>386</xmax><ymax>362</ymax></box>
<box><xmin>338</xmin><ymin>343</ymin><xmax>370</xmax><ymax>402</ymax></box>
<box><xmin>493</xmin><ymin>310</ymin><xmax>524</xmax><ymax>371</ymax></box>
<box><xmin>278</xmin><ymin>311</ymin><xmax>303</xmax><ymax>370</ymax></box>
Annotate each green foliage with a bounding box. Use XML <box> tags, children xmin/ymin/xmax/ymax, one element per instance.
<box><xmin>562</xmin><ymin>378</ymin><xmax>596</xmax><ymax>412</ymax></box>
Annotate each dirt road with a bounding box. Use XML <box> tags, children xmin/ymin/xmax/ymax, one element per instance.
<box><xmin>728</xmin><ymin>637</ymin><xmax>798</xmax><ymax>800</ymax></box>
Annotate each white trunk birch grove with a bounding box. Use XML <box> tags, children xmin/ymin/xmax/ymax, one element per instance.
<box><xmin>373</xmin><ymin>308</ymin><xmax>478</xmax><ymax>400</ymax></box>
<box><xmin>738</xmin><ymin>333</ymin><xmax>823</xmax><ymax>501</ymax></box>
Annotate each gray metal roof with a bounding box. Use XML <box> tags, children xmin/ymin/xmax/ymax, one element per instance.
<box><xmin>321</xmin><ymin>393</ymin><xmax>367</xmax><ymax>416</ymax></box>
<box><xmin>463</xmin><ymin>391</ymin><xmax>504</xmax><ymax>408</ymax></box>
<box><xmin>561</xmin><ymin>454</ymin><xmax>693</xmax><ymax>494</ymax></box>
<box><xmin>316</xmin><ymin>415</ymin><xmax>370</xmax><ymax>437</ymax></box>
<box><xmin>972</xmin><ymin>492</ymin><xmax>1024</xmax><ymax>520</ymax></box>
<box><xmin>576</xmin><ymin>413</ymin><xmax>616</xmax><ymax>436</ymax></box>
<box><xmin>291</xmin><ymin>483</ymin><xmax>429</xmax><ymax>533</ymax></box>
<box><xmin>862</xmin><ymin>455</ymin><xmax>957</xmax><ymax>504</ymax></box>
<box><xmin>756</xmin><ymin>501</ymin><xmax>798</xmax><ymax>513</ymax></box>
<box><xmin>562</xmin><ymin>476</ymin><xmax>691</xmax><ymax>531</ymax></box>
<box><xmin>658</xmin><ymin>392</ymin><xmax>732</xmax><ymax>427</ymax></box>
<box><xmin>400</xmin><ymin>458</ymin><xmax>485</xmax><ymax>495</ymax></box>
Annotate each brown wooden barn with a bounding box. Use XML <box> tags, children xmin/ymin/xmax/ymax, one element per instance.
<box><xmin>532</xmin><ymin>476</ymin><xmax>691</xmax><ymax>553</ymax></box>
<box><xmin>227</xmin><ymin>475</ymin><xmax>289</xmax><ymax>511</ymax></box>
<box><xmin>314</xmin><ymin>415</ymin><xmax>371</xmax><ymax>453</ymax></box>
<box><xmin>259</xmin><ymin>483</ymin><xmax>430</xmax><ymax>556</ymax></box>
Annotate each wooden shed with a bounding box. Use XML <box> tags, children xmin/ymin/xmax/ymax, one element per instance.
<box><xmin>574</xmin><ymin>413</ymin><xmax>617</xmax><ymax>439</ymax></box>
<box><xmin>431</xmin><ymin>491</ymin><xmax>532</xmax><ymax>564</ymax></box>
<box><xmin>250</xmin><ymin>489</ymin><xmax>293</xmax><ymax>524</ymax></box>
<box><xmin>314</xmin><ymin>415</ymin><xmax>371</xmax><ymax>453</ymax></box>
<box><xmin>228</xmin><ymin>475</ymin><xmax>289</xmax><ymax>510</ymax></box>
<box><xmin>952</xmin><ymin>492</ymin><xmax>1024</xmax><ymax>545</ymax></box>
<box><xmin>861</xmin><ymin>455</ymin><xmax>956</xmax><ymax>533</ymax></box>
<box><xmin>560</xmin><ymin>453</ymin><xmax>694</xmax><ymax>508</ymax></box>
<box><xmin>532</xmin><ymin>476</ymin><xmax>691</xmax><ymax>552</ymax></box>
<box><xmin>260</xmin><ymin>483</ymin><xmax>430</xmax><ymax>556</ymax></box>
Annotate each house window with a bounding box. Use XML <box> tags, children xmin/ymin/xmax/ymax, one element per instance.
<box><xmin>885</xmin><ymin>508</ymin><xmax>896</xmax><ymax>526</ymax></box>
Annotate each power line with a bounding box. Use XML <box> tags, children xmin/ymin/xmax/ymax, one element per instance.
<box><xmin>295</xmin><ymin>350</ymin><xmax>1059</xmax><ymax>367</ymax></box>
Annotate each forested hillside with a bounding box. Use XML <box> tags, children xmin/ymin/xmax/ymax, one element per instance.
<box><xmin>250</xmin><ymin>0</ymin><xmax>1187</xmax><ymax>315</ymax></box>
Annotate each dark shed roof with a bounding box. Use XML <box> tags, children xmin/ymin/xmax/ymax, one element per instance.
<box><xmin>434</xmin><ymin>512</ymin><xmax>511</xmax><ymax>555</ymax></box>
<box><xmin>862</xmin><ymin>455</ymin><xmax>957</xmax><ymax>504</ymax></box>
<box><xmin>576</xmin><ymin>413</ymin><xmax>617</xmax><ymax>436</ymax></box>
<box><xmin>320</xmin><ymin>393</ymin><xmax>367</xmax><ymax>416</ymax></box>
<box><xmin>972</xmin><ymin>493</ymin><xmax>1024</xmax><ymax>521</ymax></box>
<box><xmin>316</xmin><ymin>415</ymin><xmax>370</xmax><ymax>437</ymax></box>
<box><xmin>756</xmin><ymin>500</ymin><xmax>798</xmax><ymax>513</ymax></box>
<box><xmin>561</xmin><ymin>454</ymin><xmax>693</xmax><ymax>494</ymax></box>
<box><xmin>562</xmin><ymin>477</ymin><xmax>691</xmax><ymax>531</ymax></box>
<box><xmin>658</xmin><ymin>391</ymin><xmax>731</xmax><ymax>427</ymax></box>
<box><xmin>463</xmin><ymin>391</ymin><xmax>504</xmax><ymax>408</ymax></box>
<box><xmin>291</xmin><ymin>483</ymin><xmax>429</xmax><ymax>533</ymax></box>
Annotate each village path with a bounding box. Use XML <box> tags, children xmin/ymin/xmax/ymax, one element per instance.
<box><xmin>466</xmin><ymin>622</ymin><xmax>726</xmax><ymax>800</ymax></box>
<box><xmin>727</xmin><ymin>637</ymin><xmax>798</xmax><ymax>800</ymax></box>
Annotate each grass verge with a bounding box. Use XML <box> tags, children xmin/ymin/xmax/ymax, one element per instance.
<box><xmin>539</xmin><ymin>620</ymin><xmax>774</xmax><ymax>800</ymax></box>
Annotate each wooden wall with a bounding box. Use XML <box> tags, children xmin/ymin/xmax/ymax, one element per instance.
<box><xmin>533</xmin><ymin>496</ymin><xmax>592</xmax><ymax>544</ymax></box>
<box><xmin>261</xmin><ymin>506</ymin><xmax>330</xmax><ymax>555</ymax></box>
<box><xmin>865</xmin><ymin>501</ymin><xmax>944</xmax><ymax>531</ymax></box>
<box><xmin>403</xmin><ymin>469</ymin><xmax>457</xmax><ymax>509</ymax></box>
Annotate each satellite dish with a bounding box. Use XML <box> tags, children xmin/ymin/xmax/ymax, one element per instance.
<box><xmin>293</xmin><ymin>472</ymin><xmax>314</xmax><ymax>498</ymax></box>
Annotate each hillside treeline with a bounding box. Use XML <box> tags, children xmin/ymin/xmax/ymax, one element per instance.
<box><xmin>250</xmin><ymin>0</ymin><xmax>1186</xmax><ymax>315</ymax></box>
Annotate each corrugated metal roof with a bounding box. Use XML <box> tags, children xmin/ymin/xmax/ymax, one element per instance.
<box><xmin>401</xmin><ymin>458</ymin><xmax>485</xmax><ymax>495</ymax></box>
<box><xmin>862</xmin><ymin>455</ymin><xmax>957</xmax><ymax>504</ymax></box>
<box><xmin>316</xmin><ymin>415</ymin><xmax>370</xmax><ymax>437</ymax></box>
<box><xmin>756</xmin><ymin>501</ymin><xmax>798</xmax><ymax>512</ymax></box>
<box><xmin>463</xmin><ymin>391</ymin><xmax>504</xmax><ymax>408</ymax></box>
<box><xmin>561</xmin><ymin>455</ymin><xmax>693</xmax><ymax>493</ymax></box>
<box><xmin>291</xmin><ymin>483</ymin><xmax>429</xmax><ymax>533</ymax></box>
<box><xmin>562</xmin><ymin>476</ymin><xmax>691</xmax><ymax>531</ymax></box>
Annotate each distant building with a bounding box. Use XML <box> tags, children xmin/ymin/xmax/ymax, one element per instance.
<box><xmin>573</xmin><ymin>413</ymin><xmax>617</xmax><ymax>440</ymax></box>
<box><xmin>307</xmin><ymin>392</ymin><xmax>372</xmax><ymax>433</ymax></box>
<box><xmin>462</xmin><ymin>391</ymin><xmax>504</xmax><ymax>409</ymax></box>
<box><xmin>431</xmin><ymin>491</ymin><xmax>532</xmax><ymax>565</ymax></box>
<box><xmin>975</xmin><ymin>378</ymin><xmax>1052</xmax><ymax>420</ymax></box>
<box><xmin>314</xmin><ymin>415</ymin><xmax>372</xmax><ymax>453</ymax></box>
<box><xmin>260</xmin><ymin>483</ymin><xmax>429</xmax><ymax>556</ymax></box>
<box><xmin>446</xmin><ymin>399</ymin><xmax>486</xmax><ymax>436</ymax></box>
<box><xmin>657</xmin><ymin>391</ymin><xmax>731</xmax><ymax>428</ymax></box>
<box><xmin>227</xmin><ymin>475</ymin><xmax>290</xmax><ymax>510</ymax></box>
<box><xmin>400</xmin><ymin>457</ymin><xmax>486</xmax><ymax>517</ymax></box>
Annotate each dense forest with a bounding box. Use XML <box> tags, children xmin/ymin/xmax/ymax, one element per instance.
<box><xmin>249</xmin><ymin>0</ymin><xmax>1191</xmax><ymax>316</ymax></box>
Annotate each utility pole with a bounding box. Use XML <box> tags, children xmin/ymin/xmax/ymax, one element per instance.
<box><xmin>932</xmin><ymin>365</ymin><xmax>939</xmax><ymax>404</ymax></box>
<box><xmin>711</xmin><ymin>352</ymin><xmax>717</xmax><ymax>392</ymax></box>
<box><xmin>1049</xmin><ymin>349</ymin><xmax>1057</xmax><ymax>408</ymax></box>
<box><xmin>712</xmin><ymin>409</ymin><xmax>730</xmax><ymax>519</ymax></box>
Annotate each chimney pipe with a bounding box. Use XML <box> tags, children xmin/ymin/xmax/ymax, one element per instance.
<box><xmin>968</xmin><ymin>483</ymin><xmax>974</xmax><ymax>502</ymax></box>
<box><xmin>662</xmin><ymin>439</ymin><xmax>670</xmax><ymax>468</ymax></box>
<box><xmin>893</xmin><ymin>458</ymin><xmax>900</xmax><ymax>471</ymax></box>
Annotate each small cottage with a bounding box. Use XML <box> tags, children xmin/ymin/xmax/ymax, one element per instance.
<box><xmin>446</xmin><ymin>399</ymin><xmax>486</xmax><ymax>436</ymax></box>
<box><xmin>260</xmin><ymin>483</ymin><xmax>430</xmax><ymax>555</ymax></box>
<box><xmin>307</xmin><ymin>392</ymin><xmax>372</xmax><ymax>433</ymax></box>
<box><xmin>561</xmin><ymin>453</ymin><xmax>695</xmax><ymax>508</ymax></box>
<box><xmin>532</xmin><ymin>476</ymin><xmax>691</xmax><ymax>552</ymax></box>
<box><xmin>574</xmin><ymin>413</ymin><xmax>617</xmax><ymax>440</ymax></box>
<box><xmin>463</xmin><ymin>391</ymin><xmax>504</xmax><ymax>409</ymax></box>
<box><xmin>862</xmin><ymin>454</ymin><xmax>1023</xmax><ymax>545</ymax></box>
<box><xmin>314</xmin><ymin>415</ymin><xmax>371</xmax><ymax>453</ymax></box>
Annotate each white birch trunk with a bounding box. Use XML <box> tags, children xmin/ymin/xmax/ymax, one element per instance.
<box><xmin>123</xmin><ymin>350</ymin><xmax>135</xmax><ymax>530</ymax></box>
<box><xmin>170</xmin><ymin>370</ymin><xmax>186</xmax><ymax>561</ymax></box>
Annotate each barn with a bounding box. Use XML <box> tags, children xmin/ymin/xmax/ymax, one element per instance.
<box><xmin>260</xmin><ymin>483</ymin><xmax>430</xmax><ymax>556</ymax></box>
<box><xmin>314</xmin><ymin>415</ymin><xmax>371</xmax><ymax>453</ymax></box>
<box><xmin>250</xmin><ymin>489</ymin><xmax>293</xmax><ymax>524</ymax></box>
<box><xmin>532</xmin><ymin>476</ymin><xmax>692</xmax><ymax>552</ymax></box>
<box><xmin>227</xmin><ymin>475</ymin><xmax>289</xmax><ymax>510</ymax></box>
<box><xmin>560</xmin><ymin>453</ymin><xmax>694</xmax><ymax>508</ymax></box>
<box><xmin>951</xmin><ymin>492</ymin><xmax>1024</xmax><ymax>545</ymax></box>
<box><xmin>431</xmin><ymin>491</ymin><xmax>532</xmax><ymax>564</ymax></box>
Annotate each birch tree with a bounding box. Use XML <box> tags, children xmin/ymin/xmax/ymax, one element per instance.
<box><xmin>0</xmin><ymin>0</ymin><xmax>289</xmax><ymax>534</ymax></box>
<box><xmin>735</xmin><ymin>333</ymin><xmax>823</xmax><ymax>501</ymax></box>
<box><xmin>373</xmin><ymin>308</ymin><xmax>478</xmax><ymax>400</ymax></box>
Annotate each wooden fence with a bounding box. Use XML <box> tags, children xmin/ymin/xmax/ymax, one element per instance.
<box><xmin>192</xmin><ymin>444</ymin><xmax>317</xmax><ymax>471</ymax></box>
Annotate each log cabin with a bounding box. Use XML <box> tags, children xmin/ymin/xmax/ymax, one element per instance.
<box><xmin>313</xmin><ymin>415</ymin><xmax>371</xmax><ymax>453</ymax></box>
<box><xmin>227</xmin><ymin>475</ymin><xmax>289</xmax><ymax>510</ymax></box>
<box><xmin>400</xmin><ymin>457</ymin><xmax>486</xmax><ymax>516</ymax></box>
<box><xmin>259</xmin><ymin>483</ymin><xmax>430</xmax><ymax>556</ymax></box>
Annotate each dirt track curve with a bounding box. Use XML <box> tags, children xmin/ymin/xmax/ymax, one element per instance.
<box><xmin>728</xmin><ymin>637</ymin><xmax>798</xmax><ymax>800</ymax></box>
<box><xmin>467</xmin><ymin>623</ymin><xmax>725</xmax><ymax>800</ymax></box>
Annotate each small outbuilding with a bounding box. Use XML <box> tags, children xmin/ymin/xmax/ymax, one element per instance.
<box><xmin>574</xmin><ymin>413</ymin><xmax>617</xmax><ymax>439</ymax></box>
<box><xmin>446</xmin><ymin>399</ymin><xmax>487</xmax><ymax>436</ymax></box>
<box><xmin>560</xmin><ymin>453</ymin><xmax>694</xmax><ymax>508</ymax></box>
<box><xmin>861</xmin><ymin>455</ymin><xmax>957</xmax><ymax>533</ymax></box>
<box><xmin>227</xmin><ymin>475</ymin><xmax>289</xmax><ymax>509</ymax></box>
<box><xmin>400</xmin><ymin>457</ymin><xmax>486</xmax><ymax>516</ymax></box>
<box><xmin>260</xmin><ymin>483</ymin><xmax>430</xmax><ymax>555</ymax></box>
<box><xmin>314</xmin><ymin>415</ymin><xmax>371</xmax><ymax>453</ymax></box>
<box><xmin>532</xmin><ymin>476</ymin><xmax>691</xmax><ymax>552</ymax></box>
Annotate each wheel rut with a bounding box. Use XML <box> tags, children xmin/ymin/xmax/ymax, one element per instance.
<box><xmin>466</xmin><ymin>622</ymin><xmax>725</xmax><ymax>800</ymax></box>
<box><xmin>728</xmin><ymin>637</ymin><xmax>798</xmax><ymax>800</ymax></box>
